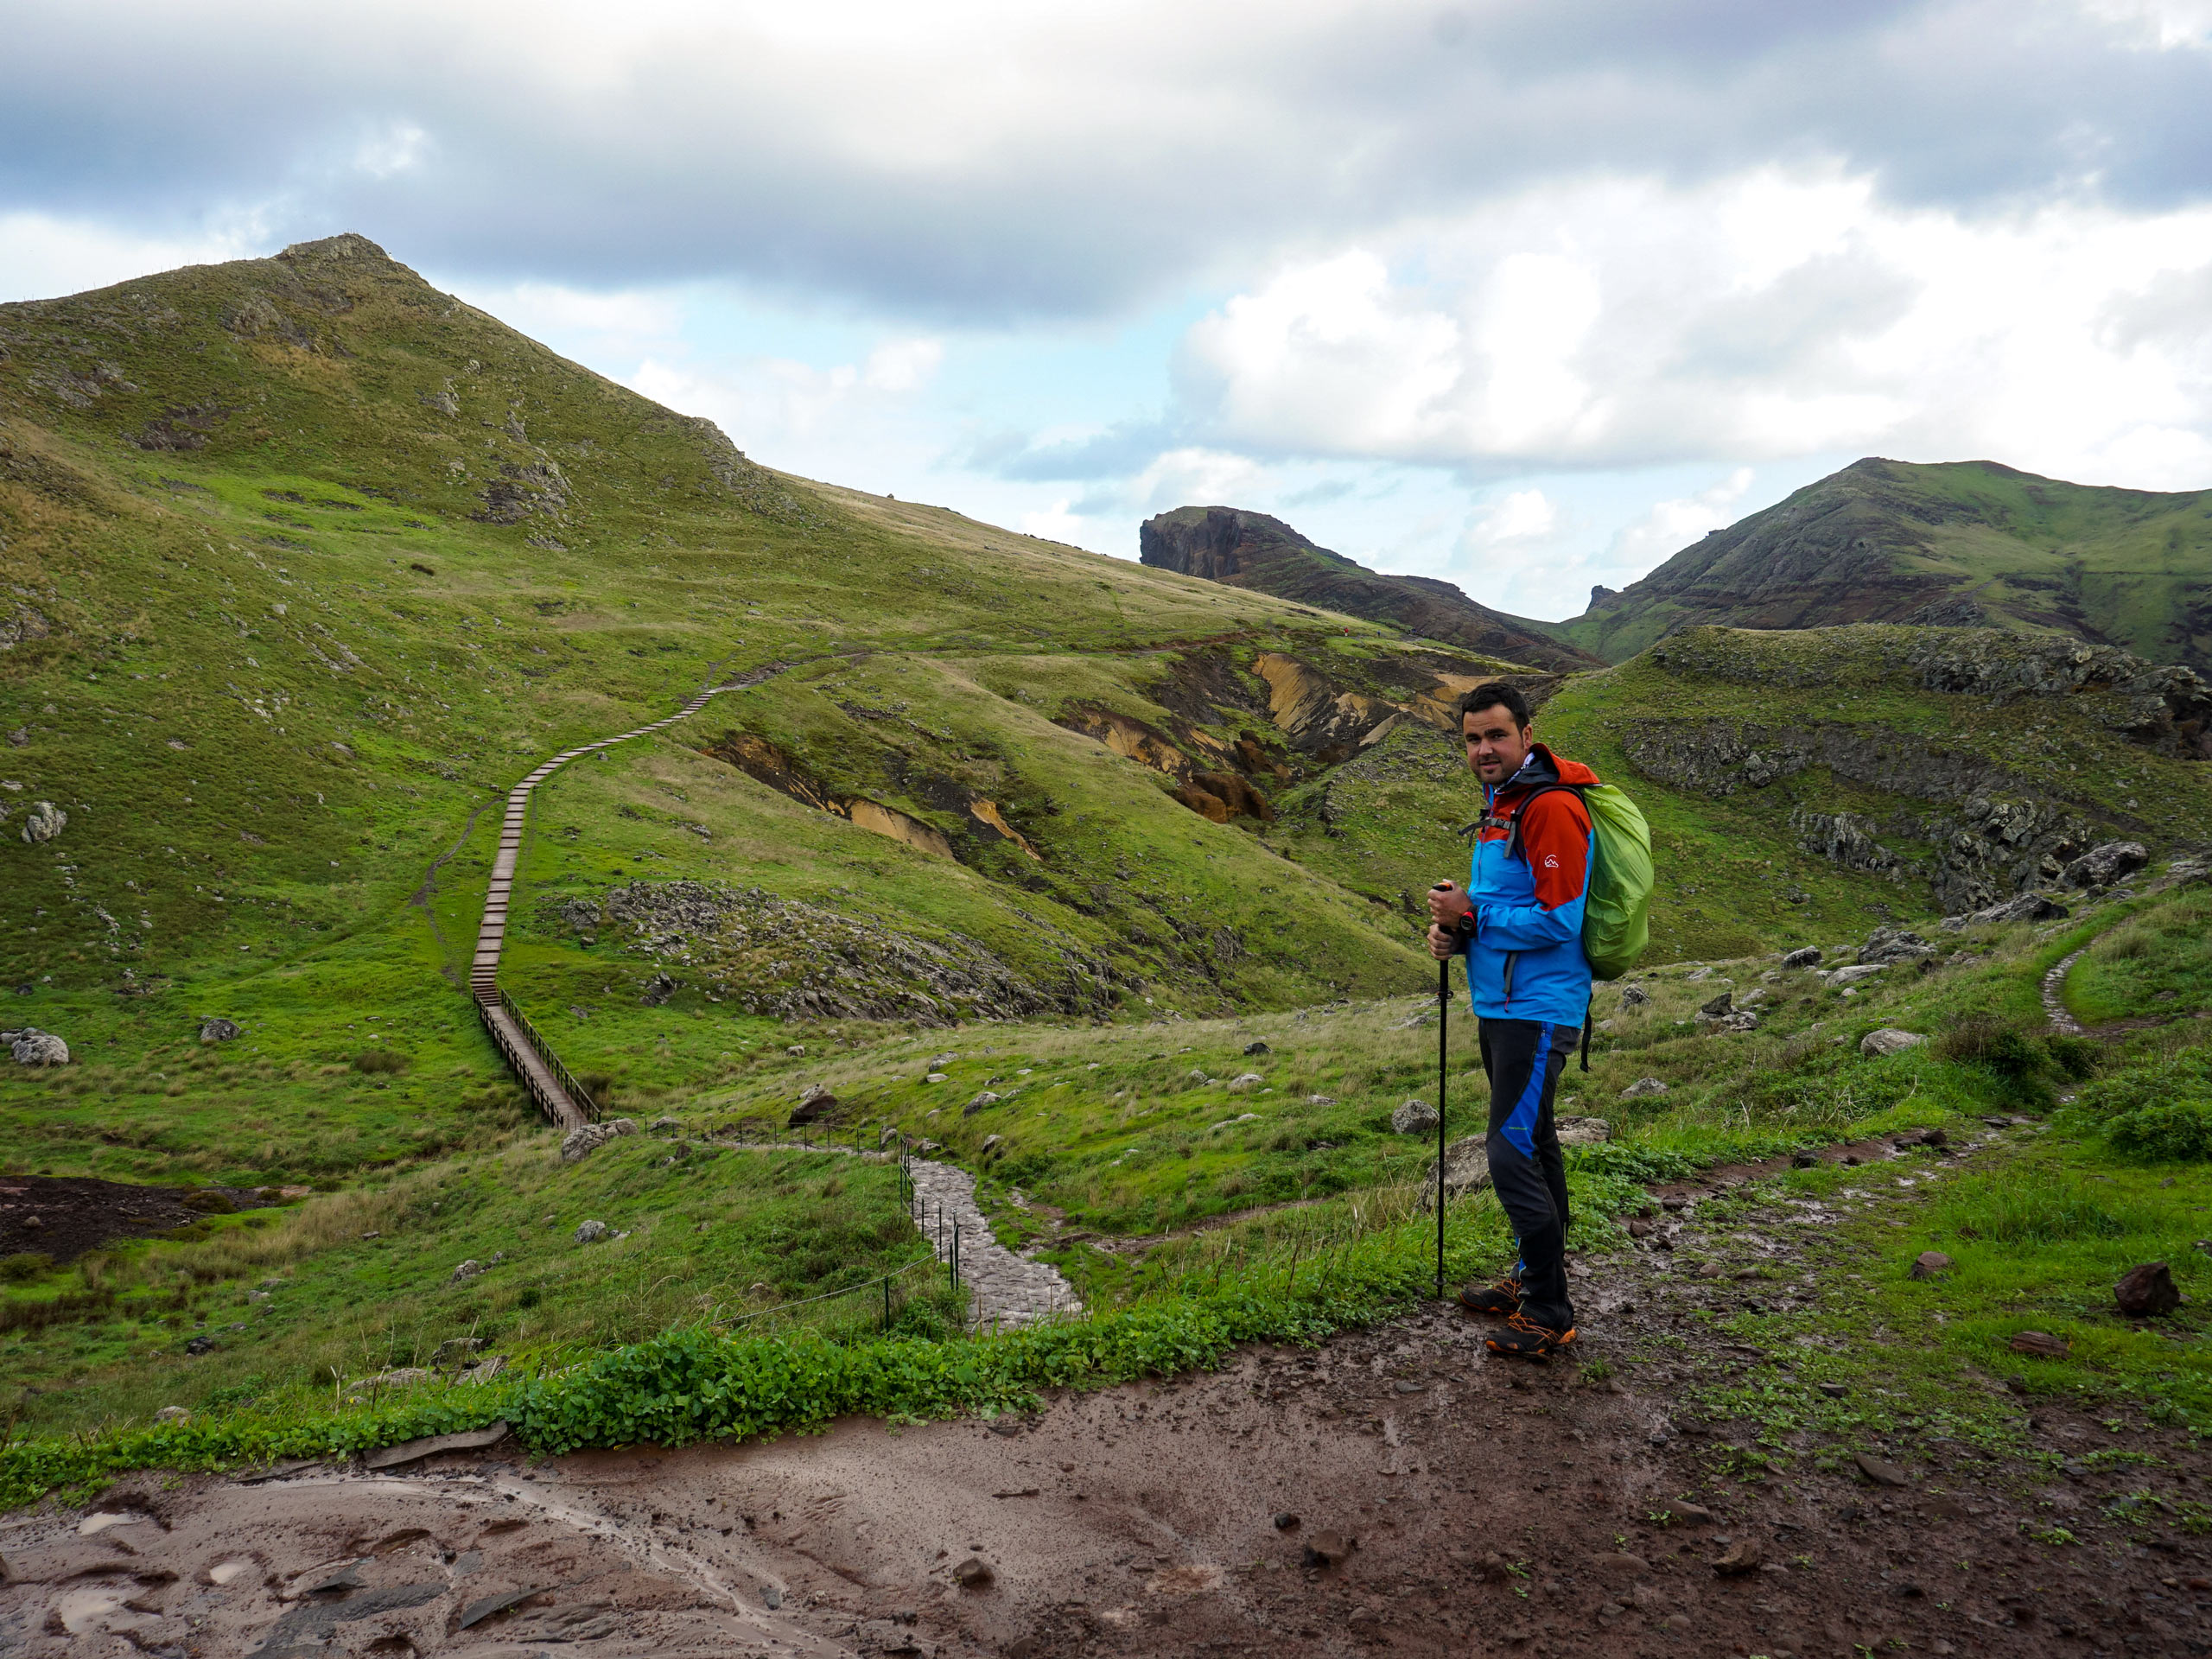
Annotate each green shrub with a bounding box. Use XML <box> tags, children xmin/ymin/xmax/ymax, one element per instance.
<box><xmin>2069</xmin><ymin>1044</ymin><xmax>2212</xmax><ymax>1160</ymax></box>
<box><xmin>353</xmin><ymin>1049</ymin><xmax>411</xmax><ymax>1076</ymax></box>
<box><xmin>1941</xmin><ymin>1173</ymin><xmax>2150</xmax><ymax>1243</ymax></box>
<box><xmin>1934</xmin><ymin>1016</ymin><xmax>2089</xmax><ymax>1101</ymax></box>
<box><xmin>0</xmin><ymin>1252</ymin><xmax>54</xmax><ymax>1284</ymax></box>
<box><xmin>2107</xmin><ymin>1103</ymin><xmax>2212</xmax><ymax>1161</ymax></box>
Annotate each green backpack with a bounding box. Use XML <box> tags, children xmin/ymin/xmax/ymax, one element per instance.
<box><xmin>1503</xmin><ymin>781</ymin><xmax>1654</xmax><ymax>982</ymax></box>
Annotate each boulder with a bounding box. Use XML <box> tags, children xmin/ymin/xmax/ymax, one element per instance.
<box><xmin>963</xmin><ymin>1091</ymin><xmax>1001</xmax><ymax>1118</ymax></box>
<box><xmin>1226</xmin><ymin>1072</ymin><xmax>1265</xmax><ymax>1093</ymax></box>
<box><xmin>1698</xmin><ymin>991</ymin><xmax>1732</xmax><ymax>1018</ymax></box>
<box><xmin>449</xmin><ymin>1259</ymin><xmax>485</xmax><ymax>1283</ymax></box>
<box><xmin>198</xmin><ymin>1017</ymin><xmax>243</xmax><ymax>1045</ymax></box>
<box><xmin>1781</xmin><ymin>945</ymin><xmax>1822</xmax><ymax>969</ymax></box>
<box><xmin>1827</xmin><ymin>964</ymin><xmax>1887</xmax><ymax>988</ymax></box>
<box><xmin>1391</xmin><ymin>1099</ymin><xmax>1440</xmax><ymax>1135</ymax></box>
<box><xmin>1420</xmin><ymin>1135</ymin><xmax>1490</xmax><ymax>1206</ymax></box>
<box><xmin>1942</xmin><ymin>892</ymin><xmax>2069</xmax><ymax>931</ymax></box>
<box><xmin>2063</xmin><ymin>841</ymin><xmax>2149</xmax><ymax>889</ymax></box>
<box><xmin>791</xmin><ymin>1085</ymin><xmax>837</xmax><ymax>1126</ymax></box>
<box><xmin>6</xmin><ymin>1028</ymin><xmax>67</xmax><ymax>1066</ymax></box>
<box><xmin>433</xmin><ymin>1338</ymin><xmax>486</xmax><ymax>1368</ymax></box>
<box><xmin>1909</xmin><ymin>1251</ymin><xmax>1953</xmax><ymax>1280</ymax></box>
<box><xmin>2115</xmin><ymin>1262</ymin><xmax>2181</xmax><ymax>1318</ymax></box>
<box><xmin>1858</xmin><ymin>927</ymin><xmax>1935</xmax><ymax>967</ymax></box>
<box><xmin>153</xmin><ymin>1406</ymin><xmax>190</xmax><ymax>1424</ymax></box>
<box><xmin>1557</xmin><ymin>1115</ymin><xmax>1611</xmax><ymax>1147</ymax></box>
<box><xmin>648</xmin><ymin>1114</ymin><xmax>683</xmax><ymax>1135</ymax></box>
<box><xmin>574</xmin><ymin>1219</ymin><xmax>610</xmax><ymax>1244</ymax></box>
<box><xmin>19</xmin><ymin>800</ymin><xmax>65</xmax><ymax>844</ymax></box>
<box><xmin>2008</xmin><ymin>1330</ymin><xmax>2069</xmax><ymax>1357</ymax></box>
<box><xmin>560</xmin><ymin>1117</ymin><xmax>639</xmax><ymax>1162</ymax></box>
<box><xmin>1243</xmin><ymin>1039</ymin><xmax>1271</xmax><ymax>1056</ymax></box>
<box><xmin>1860</xmin><ymin>1029</ymin><xmax>1928</xmax><ymax>1058</ymax></box>
<box><xmin>1619</xmin><ymin>1077</ymin><xmax>1669</xmax><ymax>1099</ymax></box>
<box><xmin>1618</xmin><ymin>984</ymin><xmax>1651</xmax><ymax>1007</ymax></box>
<box><xmin>639</xmin><ymin>971</ymin><xmax>676</xmax><ymax>1006</ymax></box>
<box><xmin>925</xmin><ymin>1052</ymin><xmax>960</xmax><ymax>1070</ymax></box>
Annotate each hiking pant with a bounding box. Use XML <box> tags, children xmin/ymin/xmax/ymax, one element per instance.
<box><xmin>1480</xmin><ymin>1018</ymin><xmax>1577</xmax><ymax>1330</ymax></box>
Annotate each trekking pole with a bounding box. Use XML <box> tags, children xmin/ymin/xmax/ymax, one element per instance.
<box><xmin>1436</xmin><ymin>953</ymin><xmax>1449</xmax><ymax>1300</ymax></box>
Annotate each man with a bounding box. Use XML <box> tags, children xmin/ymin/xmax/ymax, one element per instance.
<box><xmin>1426</xmin><ymin>681</ymin><xmax>1598</xmax><ymax>1359</ymax></box>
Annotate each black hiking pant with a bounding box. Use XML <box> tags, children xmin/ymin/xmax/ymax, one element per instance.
<box><xmin>1479</xmin><ymin>1018</ymin><xmax>1577</xmax><ymax>1331</ymax></box>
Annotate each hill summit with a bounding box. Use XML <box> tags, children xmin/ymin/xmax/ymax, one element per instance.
<box><xmin>1559</xmin><ymin>457</ymin><xmax>2212</xmax><ymax>671</ymax></box>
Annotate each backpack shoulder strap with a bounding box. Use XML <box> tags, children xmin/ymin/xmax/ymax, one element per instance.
<box><xmin>1503</xmin><ymin>782</ymin><xmax>1588</xmax><ymax>864</ymax></box>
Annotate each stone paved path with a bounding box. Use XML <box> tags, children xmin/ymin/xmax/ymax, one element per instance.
<box><xmin>2043</xmin><ymin>944</ymin><xmax>2089</xmax><ymax>1034</ymax></box>
<box><xmin>906</xmin><ymin>1158</ymin><xmax>1082</xmax><ymax>1332</ymax></box>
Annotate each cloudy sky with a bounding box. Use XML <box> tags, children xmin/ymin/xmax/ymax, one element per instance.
<box><xmin>7</xmin><ymin>0</ymin><xmax>2212</xmax><ymax>620</ymax></box>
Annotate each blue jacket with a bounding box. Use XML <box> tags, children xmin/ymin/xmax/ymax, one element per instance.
<box><xmin>1464</xmin><ymin>744</ymin><xmax>1595</xmax><ymax>1026</ymax></box>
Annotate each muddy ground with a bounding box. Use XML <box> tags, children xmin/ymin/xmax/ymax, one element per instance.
<box><xmin>6</xmin><ymin>1135</ymin><xmax>2208</xmax><ymax>1658</ymax></box>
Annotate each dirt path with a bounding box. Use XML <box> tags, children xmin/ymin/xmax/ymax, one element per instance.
<box><xmin>11</xmin><ymin>1122</ymin><xmax>2206</xmax><ymax>1657</ymax></box>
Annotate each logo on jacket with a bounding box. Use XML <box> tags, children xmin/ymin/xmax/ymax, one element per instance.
<box><xmin>1541</xmin><ymin>853</ymin><xmax>1559</xmax><ymax>869</ymax></box>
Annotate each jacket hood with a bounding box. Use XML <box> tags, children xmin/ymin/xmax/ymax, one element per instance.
<box><xmin>1496</xmin><ymin>742</ymin><xmax>1599</xmax><ymax>797</ymax></box>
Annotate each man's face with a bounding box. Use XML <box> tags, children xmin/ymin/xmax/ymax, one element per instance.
<box><xmin>1462</xmin><ymin>704</ymin><xmax>1532</xmax><ymax>785</ymax></box>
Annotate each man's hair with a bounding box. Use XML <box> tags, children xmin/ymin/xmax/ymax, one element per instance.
<box><xmin>1458</xmin><ymin>681</ymin><xmax>1532</xmax><ymax>730</ymax></box>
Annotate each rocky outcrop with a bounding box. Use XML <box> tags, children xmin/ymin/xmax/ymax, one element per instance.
<box><xmin>1139</xmin><ymin>506</ymin><xmax>1600</xmax><ymax>673</ymax></box>
<box><xmin>17</xmin><ymin>799</ymin><xmax>64</xmax><ymax>843</ymax></box>
<box><xmin>705</xmin><ymin>729</ymin><xmax>1039</xmax><ymax>862</ymax></box>
<box><xmin>552</xmin><ymin>880</ymin><xmax>1122</xmax><ymax>1025</ymax></box>
<box><xmin>1624</xmin><ymin>713</ymin><xmax>2117</xmax><ymax>912</ymax></box>
<box><xmin>4</xmin><ymin>1028</ymin><xmax>68</xmax><ymax>1066</ymax></box>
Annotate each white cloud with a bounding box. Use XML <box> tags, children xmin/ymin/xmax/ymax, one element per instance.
<box><xmin>1178</xmin><ymin>168</ymin><xmax>2212</xmax><ymax>490</ymax></box>
<box><xmin>1469</xmin><ymin>488</ymin><xmax>1560</xmax><ymax>547</ymax></box>
<box><xmin>1606</xmin><ymin>468</ymin><xmax>1755</xmax><ymax>572</ymax></box>
<box><xmin>862</xmin><ymin>337</ymin><xmax>944</xmax><ymax>392</ymax></box>
<box><xmin>0</xmin><ymin>211</ymin><xmax>258</xmax><ymax>303</ymax></box>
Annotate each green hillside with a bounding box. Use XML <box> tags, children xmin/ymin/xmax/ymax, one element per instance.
<box><xmin>1562</xmin><ymin>457</ymin><xmax>2212</xmax><ymax>671</ymax></box>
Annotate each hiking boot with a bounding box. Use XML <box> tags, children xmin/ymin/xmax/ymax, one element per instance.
<box><xmin>1485</xmin><ymin>1311</ymin><xmax>1577</xmax><ymax>1360</ymax></box>
<box><xmin>1457</xmin><ymin>1274</ymin><xmax>1522</xmax><ymax>1317</ymax></box>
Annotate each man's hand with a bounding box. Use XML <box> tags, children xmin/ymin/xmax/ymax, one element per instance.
<box><xmin>1427</xmin><ymin>880</ymin><xmax>1472</xmax><ymax>960</ymax></box>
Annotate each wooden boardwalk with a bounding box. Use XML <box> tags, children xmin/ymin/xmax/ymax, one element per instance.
<box><xmin>470</xmin><ymin>685</ymin><xmax>729</xmax><ymax>1128</ymax></box>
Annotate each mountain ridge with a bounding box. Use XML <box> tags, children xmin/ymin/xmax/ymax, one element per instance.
<box><xmin>1559</xmin><ymin>456</ymin><xmax>2212</xmax><ymax>671</ymax></box>
<box><xmin>1138</xmin><ymin>504</ymin><xmax>1600</xmax><ymax>674</ymax></box>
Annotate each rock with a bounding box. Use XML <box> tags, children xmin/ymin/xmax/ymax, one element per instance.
<box><xmin>785</xmin><ymin>1044</ymin><xmax>805</xmax><ymax>1057</ymax></box>
<box><xmin>449</xmin><ymin>1259</ymin><xmax>485</xmax><ymax>1283</ymax></box>
<box><xmin>2115</xmin><ymin>1262</ymin><xmax>2181</xmax><ymax>1318</ymax></box>
<box><xmin>1589</xmin><ymin>1551</ymin><xmax>1649</xmax><ymax>1574</ymax></box>
<box><xmin>1618</xmin><ymin>984</ymin><xmax>1651</xmax><ymax>1007</ymax></box>
<box><xmin>1244</xmin><ymin>1040</ymin><xmax>1270</xmax><ymax>1055</ymax></box>
<box><xmin>1699</xmin><ymin>991</ymin><xmax>1733</xmax><ymax>1017</ymax></box>
<box><xmin>1626</xmin><ymin>1218</ymin><xmax>1652</xmax><ymax>1238</ymax></box>
<box><xmin>19</xmin><ymin>800</ymin><xmax>64</xmax><ymax>844</ymax></box>
<box><xmin>1421</xmin><ymin>1135</ymin><xmax>1490</xmax><ymax>1205</ymax></box>
<box><xmin>1792</xmin><ymin>1151</ymin><xmax>1819</xmax><ymax>1168</ymax></box>
<box><xmin>963</xmin><ymin>1091</ymin><xmax>1001</xmax><ymax>1118</ymax></box>
<box><xmin>791</xmin><ymin>1088</ymin><xmax>838</xmax><ymax>1126</ymax></box>
<box><xmin>153</xmin><ymin>1406</ymin><xmax>190</xmax><ymax>1424</ymax></box>
<box><xmin>1818</xmin><ymin>1381</ymin><xmax>1847</xmax><ymax>1398</ymax></box>
<box><xmin>574</xmin><ymin>1219</ymin><xmax>610</xmax><ymax>1244</ymax></box>
<box><xmin>1659</xmin><ymin>1500</ymin><xmax>1713</xmax><ymax>1524</ymax></box>
<box><xmin>1301</xmin><ymin>1529</ymin><xmax>1357</xmax><ymax>1567</ymax></box>
<box><xmin>198</xmin><ymin>1017</ymin><xmax>242</xmax><ymax>1045</ymax></box>
<box><xmin>1782</xmin><ymin>945</ymin><xmax>1822</xmax><ymax>968</ymax></box>
<box><xmin>8</xmin><ymin>1029</ymin><xmax>67</xmax><ymax>1066</ymax></box>
<box><xmin>1859</xmin><ymin>926</ymin><xmax>1936</xmax><ymax>966</ymax></box>
<box><xmin>1619</xmin><ymin>1077</ymin><xmax>1669</xmax><ymax>1099</ymax></box>
<box><xmin>950</xmin><ymin>1555</ymin><xmax>994</xmax><ymax>1588</ymax></box>
<box><xmin>1556</xmin><ymin>1115</ymin><xmax>1611</xmax><ymax>1147</ymax></box>
<box><xmin>362</xmin><ymin>1421</ymin><xmax>511</xmax><ymax>1470</ymax></box>
<box><xmin>647</xmin><ymin>1115</ymin><xmax>683</xmax><ymax>1136</ymax></box>
<box><xmin>1306</xmin><ymin>1093</ymin><xmax>1337</xmax><ymax>1105</ymax></box>
<box><xmin>433</xmin><ymin>1337</ymin><xmax>485</xmax><ymax>1367</ymax></box>
<box><xmin>1860</xmin><ymin>1028</ymin><xmax>1928</xmax><ymax>1058</ymax></box>
<box><xmin>560</xmin><ymin>1118</ymin><xmax>638</xmax><ymax>1162</ymax></box>
<box><xmin>925</xmin><ymin>1052</ymin><xmax>959</xmax><ymax>1070</ymax></box>
<box><xmin>639</xmin><ymin>971</ymin><xmax>676</xmax><ymax>1006</ymax></box>
<box><xmin>2063</xmin><ymin>840</ymin><xmax>2149</xmax><ymax>889</ymax></box>
<box><xmin>925</xmin><ymin>1072</ymin><xmax>949</xmax><ymax>1084</ymax></box>
<box><xmin>1909</xmin><ymin>1251</ymin><xmax>1952</xmax><ymax>1280</ymax></box>
<box><xmin>1391</xmin><ymin>1099</ymin><xmax>1440</xmax><ymax>1135</ymax></box>
<box><xmin>981</xmin><ymin>1134</ymin><xmax>1001</xmax><ymax>1152</ymax></box>
<box><xmin>1710</xmin><ymin>1539</ymin><xmax>1763</xmax><ymax>1574</ymax></box>
<box><xmin>1226</xmin><ymin>1072</ymin><xmax>1265</xmax><ymax>1092</ymax></box>
<box><xmin>1273</xmin><ymin>1513</ymin><xmax>1300</xmax><ymax>1530</ymax></box>
<box><xmin>1827</xmin><ymin>963</ymin><xmax>1887</xmax><ymax>988</ymax></box>
<box><xmin>1853</xmin><ymin>1452</ymin><xmax>1910</xmax><ymax>1487</ymax></box>
<box><xmin>1942</xmin><ymin>892</ymin><xmax>2069</xmax><ymax>931</ymax></box>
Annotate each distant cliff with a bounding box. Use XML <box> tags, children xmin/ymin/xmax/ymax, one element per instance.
<box><xmin>1138</xmin><ymin>506</ymin><xmax>1602</xmax><ymax>674</ymax></box>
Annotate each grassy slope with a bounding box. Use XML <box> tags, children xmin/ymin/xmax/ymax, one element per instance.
<box><xmin>1559</xmin><ymin>459</ymin><xmax>2212</xmax><ymax>667</ymax></box>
